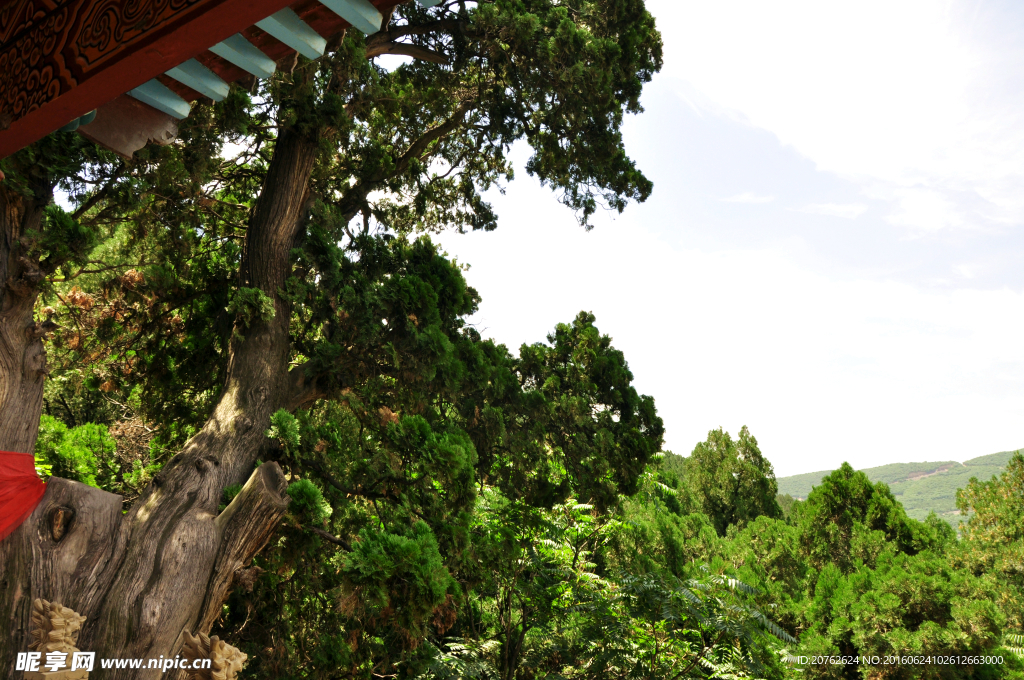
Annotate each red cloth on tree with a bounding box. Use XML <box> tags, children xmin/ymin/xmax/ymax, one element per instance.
<box><xmin>0</xmin><ymin>451</ymin><xmax>47</xmax><ymax>542</ymax></box>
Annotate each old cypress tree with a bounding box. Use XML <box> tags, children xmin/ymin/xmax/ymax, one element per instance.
<box><xmin>0</xmin><ymin>1</ymin><xmax>663</xmax><ymax>677</ymax></box>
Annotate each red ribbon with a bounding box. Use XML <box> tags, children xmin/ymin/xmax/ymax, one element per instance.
<box><xmin>0</xmin><ymin>451</ymin><xmax>47</xmax><ymax>542</ymax></box>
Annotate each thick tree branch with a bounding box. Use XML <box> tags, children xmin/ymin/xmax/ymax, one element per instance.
<box><xmin>396</xmin><ymin>101</ymin><xmax>473</xmax><ymax>175</ymax></box>
<box><xmin>307</xmin><ymin>459</ymin><xmax>388</xmax><ymax>502</ymax></box>
<box><xmin>0</xmin><ymin>479</ymin><xmax>126</xmax><ymax>677</ymax></box>
<box><xmin>285</xmin><ymin>365</ymin><xmax>327</xmax><ymax>411</ymax></box>
<box><xmin>364</xmin><ymin>19</ymin><xmax>465</xmax><ymax>45</ymax></box>
<box><xmin>0</xmin><ymin>184</ymin><xmax>53</xmax><ymax>454</ymax></box>
<box><xmin>191</xmin><ymin>462</ymin><xmax>290</xmax><ymax>635</ymax></box>
<box><xmin>240</xmin><ymin>130</ymin><xmax>317</xmax><ymax>292</ymax></box>
<box><xmin>365</xmin><ymin>42</ymin><xmax>449</xmax><ymax>65</ymax></box>
<box><xmin>302</xmin><ymin>525</ymin><xmax>351</xmax><ymax>551</ymax></box>
<box><xmin>335</xmin><ymin>99</ymin><xmax>475</xmax><ymax>224</ymax></box>
<box><xmin>51</xmin><ymin>260</ymin><xmax>157</xmax><ymax>282</ymax></box>
<box><xmin>71</xmin><ymin>162</ymin><xmax>125</xmax><ymax>221</ymax></box>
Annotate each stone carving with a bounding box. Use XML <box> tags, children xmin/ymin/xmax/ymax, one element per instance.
<box><xmin>181</xmin><ymin>631</ymin><xmax>247</xmax><ymax>680</ymax></box>
<box><xmin>26</xmin><ymin>598</ymin><xmax>89</xmax><ymax>680</ymax></box>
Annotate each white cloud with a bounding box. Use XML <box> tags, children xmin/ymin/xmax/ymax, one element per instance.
<box><xmin>434</xmin><ymin>175</ymin><xmax>1024</xmax><ymax>477</ymax></box>
<box><xmin>436</xmin><ymin>3</ymin><xmax>1024</xmax><ymax>477</ymax></box>
<box><xmin>955</xmin><ymin>264</ymin><xmax>976</xmax><ymax>279</ymax></box>
<box><xmin>883</xmin><ymin>188</ymin><xmax>965</xmax><ymax>233</ymax></box>
<box><xmin>795</xmin><ymin>203</ymin><xmax>867</xmax><ymax>219</ymax></box>
<box><xmin>722</xmin><ymin>192</ymin><xmax>775</xmax><ymax>204</ymax></box>
<box><xmin>649</xmin><ymin>0</ymin><xmax>1024</xmax><ymax>234</ymax></box>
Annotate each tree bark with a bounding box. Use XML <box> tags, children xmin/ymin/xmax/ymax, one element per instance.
<box><xmin>0</xmin><ymin>128</ymin><xmax>317</xmax><ymax>679</ymax></box>
<box><xmin>0</xmin><ymin>16</ymin><xmax>479</xmax><ymax>674</ymax></box>
<box><xmin>0</xmin><ymin>184</ymin><xmax>51</xmax><ymax>454</ymax></box>
<box><xmin>0</xmin><ymin>466</ymin><xmax>290</xmax><ymax>680</ymax></box>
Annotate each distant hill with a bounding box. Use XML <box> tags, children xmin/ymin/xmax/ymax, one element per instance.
<box><xmin>776</xmin><ymin>449</ymin><xmax>1022</xmax><ymax>524</ymax></box>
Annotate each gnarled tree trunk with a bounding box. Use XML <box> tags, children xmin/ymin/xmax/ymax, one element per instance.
<box><xmin>0</xmin><ymin>129</ymin><xmax>318</xmax><ymax>679</ymax></box>
<box><xmin>0</xmin><ymin>183</ymin><xmax>51</xmax><ymax>454</ymax></box>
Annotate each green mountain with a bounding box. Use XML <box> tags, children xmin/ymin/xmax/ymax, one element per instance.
<box><xmin>776</xmin><ymin>449</ymin><xmax>1022</xmax><ymax>524</ymax></box>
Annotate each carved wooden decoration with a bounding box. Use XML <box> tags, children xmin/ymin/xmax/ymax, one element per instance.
<box><xmin>0</xmin><ymin>0</ymin><xmax>304</xmax><ymax>157</ymax></box>
<box><xmin>0</xmin><ymin>0</ymin><xmax>209</xmax><ymax>124</ymax></box>
<box><xmin>25</xmin><ymin>598</ymin><xmax>88</xmax><ymax>680</ymax></box>
<box><xmin>180</xmin><ymin>631</ymin><xmax>246</xmax><ymax>680</ymax></box>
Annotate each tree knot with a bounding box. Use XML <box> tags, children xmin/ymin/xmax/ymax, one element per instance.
<box><xmin>233</xmin><ymin>565</ymin><xmax>265</xmax><ymax>593</ymax></box>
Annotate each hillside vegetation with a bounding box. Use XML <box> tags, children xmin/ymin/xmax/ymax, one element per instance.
<box><xmin>777</xmin><ymin>449</ymin><xmax>1021</xmax><ymax>522</ymax></box>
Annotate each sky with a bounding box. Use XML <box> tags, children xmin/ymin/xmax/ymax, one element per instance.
<box><xmin>433</xmin><ymin>0</ymin><xmax>1024</xmax><ymax>477</ymax></box>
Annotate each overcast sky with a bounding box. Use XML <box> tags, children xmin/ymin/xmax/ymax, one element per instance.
<box><xmin>434</xmin><ymin>0</ymin><xmax>1024</xmax><ymax>477</ymax></box>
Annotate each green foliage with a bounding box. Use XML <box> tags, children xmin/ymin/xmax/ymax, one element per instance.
<box><xmin>573</xmin><ymin>568</ymin><xmax>795</xmax><ymax>679</ymax></box>
<box><xmin>286</xmin><ymin>479</ymin><xmax>331</xmax><ymax>524</ymax></box>
<box><xmin>34</xmin><ymin>414</ymin><xmax>116</xmax><ymax>488</ymax></box>
<box><xmin>266</xmin><ymin>409</ymin><xmax>301</xmax><ymax>456</ymax></box>
<box><xmin>678</xmin><ymin>427</ymin><xmax>781</xmax><ymax>536</ymax></box>
<box><xmin>123</xmin><ymin>459</ymin><xmax>163</xmax><ymax>496</ymax></box>
<box><xmin>27</xmin><ymin>0</ymin><xmax>665</xmax><ymax>459</ymax></box>
<box><xmin>497</xmin><ymin>311</ymin><xmax>665</xmax><ymax>511</ymax></box>
<box><xmin>958</xmin><ymin>452</ymin><xmax>1024</xmax><ymax>552</ymax></box>
<box><xmin>802</xmin><ymin>551</ymin><xmax>1005</xmax><ymax>668</ymax></box>
<box><xmin>777</xmin><ymin>450</ymin><xmax>1021</xmax><ymax>524</ymax></box>
<box><xmin>795</xmin><ymin>463</ymin><xmax>920</xmax><ymax>573</ymax></box>
<box><xmin>956</xmin><ymin>452</ymin><xmax>1024</xmax><ymax>631</ymax></box>
<box><xmin>610</xmin><ymin>501</ymin><xmax>722</xmax><ymax>579</ymax></box>
<box><xmin>776</xmin><ymin>493</ymin><xmax>798</xmax><ymax>522</ymax></box>
<box><xmin>22</xmin><ymin>0</ymin><xmax>1024</xmax><ymax>673</ymax></box>
<box><xmin>221</xmin><ymin>483</ymin><xmax>243</xmax><ymax>510</ymax></box>
<box><xmin>227</xmin><ymin>286</ymin><xmax>275</xmax><ymax>338</ymax></box>
<box><xmin>1004</xmin><ymin>632</ymin><xmax>1024</xmax><ymax>660</ymax></box>
<box><xmin>27</xmin><ymin>205</ymin><xmax>100</xmax><ymax>278</ymax></box>
<box><xmin>37</xmin><ymin>402</ymin><xmax>1024</xmax><ymax>679</ymax></box>
<box><xmin>729</xmin><ymin>516</ymin><xmax>808</xmax><ymax>622</ymax></box>
<box><xmin>341</xmin><ymin>522</ymin><xmax>455</xmax><ymax>643</ymax></box>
